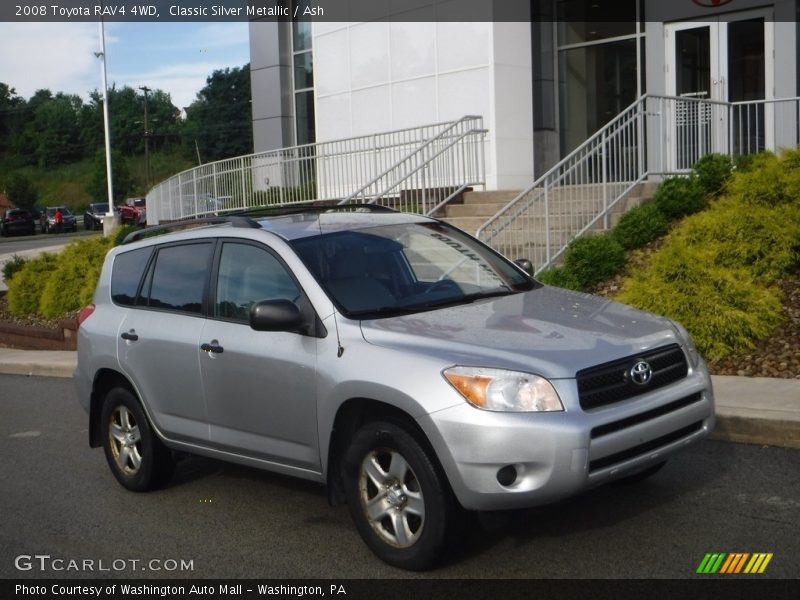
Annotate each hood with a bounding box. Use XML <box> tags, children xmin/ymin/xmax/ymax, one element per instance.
<box><xmin>359</xmin><ymin>286</ymin><xmax>681</xmax><ymax>379</ymax></box>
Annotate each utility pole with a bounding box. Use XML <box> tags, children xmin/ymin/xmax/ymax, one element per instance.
<box><xmin>139</xmin><ymin>85</ymin><xmax>151</xmax><ymax>189</ymax></box>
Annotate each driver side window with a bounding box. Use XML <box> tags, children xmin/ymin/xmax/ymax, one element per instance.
<box><xmin>215</xmin><ymin>242</ymin><xmax>300</xmax><ymax>322</ymax></box>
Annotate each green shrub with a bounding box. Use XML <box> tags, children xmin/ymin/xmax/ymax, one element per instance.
<box><xmin>727</xmin><ymin>148</ymin><xmax>800</xmax><ymax>206</ymax></box>
<box><xmin>732</xmin><ymin>151</ymin><xmax>773</xmax><ymax>173</ymax></box>
<box><xmin>38</xmin><ymin>236</ymin><xmax>114</xmax><ymax>317</ymax></box>
<box><xmin>612</xmin><ymin>203</ymin><xmax>669</xmax><ymax>250</ymax></box>
<box><xmin>536</xmin><ymin>266</ymin><xmax>582</xmax><ymax>290</ymax></box>
<box><xmin>675</xmin><ymin>196</ymin><xmax>800</xmax><ymax>281</ymax></box>
<box><xmin>2</xmin><ymin>254</ymin><xmax>28</xmax><ymax>283</ymax></box>
<box><xmin>7</xmin><ymin>236</ymin><xmax>114</xmax><ymax>318</ymax></box>
<box><xmin>652</xmin><ymin>176</ymin><xmax>707</xmax><ymax>220</ymax></box>
<box><xmin>616</xmin><ymin>245</ymin><xmax>783</xmax><ymax>360</ymax></box>
<box><xmin>7</xmin><ymin>253</ymin><xmax>58</xmax><ymax>316</ymax></box>
<box><xmin>563</xmin><ymin>234</ymin><xmax>625</xmax><ymax>290</ymax></box>
<box><xmin>692</xmin><ymin>153</ymin><xmax>732</xmax><ymax>197</ymax></box>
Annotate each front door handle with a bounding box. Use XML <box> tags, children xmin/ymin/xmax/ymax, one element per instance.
<box><xmin>121</xmin><ymin>331</ymin><xmax>138</xmax><ymax>342</ymax></box>
<box><xmin>200</xmin><ymin>342</ymin><xmax>224</xmax><ymax>354</ymax></box>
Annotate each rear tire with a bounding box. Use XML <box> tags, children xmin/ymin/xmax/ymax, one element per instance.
<box><xmin>100</xmin><ymin>387</ymin><xmax>174</xmax><ymax>492</ymax></box>
<box><xmin>342</xmin><ymin>420</ymin><xmax>460</xmax><ymax>570</ymax></box>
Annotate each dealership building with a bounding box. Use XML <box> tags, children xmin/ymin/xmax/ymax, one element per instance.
<box><xmin>248</xmin><ymin>0</ymin><xmax>798</xmax><ymax>190</ymax></box>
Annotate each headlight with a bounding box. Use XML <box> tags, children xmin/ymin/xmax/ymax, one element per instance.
<box><xmin>443</xmin><ymin>366</ymin><xmax>564</xmax><ymax>412</ymax></box>
<box><xmin>671</xmin><ymin>321</ymin><xmax>700</xmax><ymax>368</ymax></box>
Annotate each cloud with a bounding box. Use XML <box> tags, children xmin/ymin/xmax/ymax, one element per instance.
<box><xmin>0</xmin><ymin>23</ymin><xmax>103</xmax><ymax>99</ymax></box>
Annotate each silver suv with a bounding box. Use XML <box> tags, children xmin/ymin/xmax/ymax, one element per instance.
<box><xmin>74</xmin><ymin>207</ymin><xmax>715</xmax><ymax>570</ymax></box>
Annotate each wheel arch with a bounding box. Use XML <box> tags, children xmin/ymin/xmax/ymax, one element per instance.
<box><xmin>325</xmin><ymin>397</ymin><xmax>447</xmax><ymax>506</ymax></box>
<box><xmin>89</xmin><ymin>369</ymin><xmax>137</xmax><ymax>448</ymax></box>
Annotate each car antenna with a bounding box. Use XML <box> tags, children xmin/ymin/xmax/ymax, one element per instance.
<box><xmin>317</xmin><ymin>213</ymin><xmax>345</xmax><ymax>358</ymax></box>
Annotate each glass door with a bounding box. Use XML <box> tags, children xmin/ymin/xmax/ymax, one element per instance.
<box><xmin>665</xmin><ymin>11</ymin><xmax>772</xmax><ymax>169</ymax></box>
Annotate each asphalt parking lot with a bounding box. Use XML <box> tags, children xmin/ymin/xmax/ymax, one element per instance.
<box><xmin>1</xmin><ymin>374</ymin><xmax>798</xmax><ymax>579</ymax></box>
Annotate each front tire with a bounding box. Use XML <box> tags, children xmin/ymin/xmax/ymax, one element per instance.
<box><xmin>342</xmin><ymin>420</ymin><xmax>459</xmax><ymax>570</ymax></box>
<box><xmin>101</xmin><ymin>387</ymin><xmax>174</xmax><ymax>492</ymax></box>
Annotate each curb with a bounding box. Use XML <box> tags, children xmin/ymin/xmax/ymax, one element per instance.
<box><xmin>712</xmin><ymin>415</ymin><xmax>800</xmax><ymax>450</ymax></box>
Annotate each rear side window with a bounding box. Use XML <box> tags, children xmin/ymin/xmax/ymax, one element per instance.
<box><xmin>111</xmin><ymin>248</ymin><xmax>152</xmax><ymax>306</ymax></box>
<box><xmin>147</xmin><ymin>243</ymin><xmax>212</xmax><ymax>315</ymax></box>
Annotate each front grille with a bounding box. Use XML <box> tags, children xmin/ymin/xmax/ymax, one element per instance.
<box><xmin>591</xmin><ymin>392</ymin><xmax>703</xmax><ymax>439</ymax></box>
<box><xmin>589</xmin><ymin>421</ymin><xmax>704</xmax><ymax>472</ymax></box>
<box><xmin>577</xmin><ymin>344</ymin><xmax>688</xmax><ymax>410</ymax></box>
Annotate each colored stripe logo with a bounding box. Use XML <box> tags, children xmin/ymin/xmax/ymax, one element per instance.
<box><xmin>697</xmin><ymin>553</ymin><xmax>773</xmax><ymax>574</ymax></box>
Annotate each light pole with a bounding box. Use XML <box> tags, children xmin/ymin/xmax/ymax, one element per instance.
<box><xmin>139</xmin><ymin>85</ymin><xmax>151</xmax><ymax>188</ymax></box>
<box><xmin>96</xmin><ymin>18</ymin><xmax>120</xmax><ymax>235</ymax></box>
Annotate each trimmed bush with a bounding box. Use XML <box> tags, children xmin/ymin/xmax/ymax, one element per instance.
<box><xmin>652</xmin><ymin>176</ymin><xmax>707</xmax><ymax>220</ymax></box>
<box><xmin>7</xmin><ymin>253</ymin><xmax>58</xmax><ymax>316</ymax></box>
<box><xmin>112</xmin><ymin>224</ymin><xmax>140</xmax><ymax>246</ymax></box>
<box><xmin>563</xmin><ymin>234</ymin><xmax>625</xmax><ymax>290</ymax></box>
<box><xmin>38</xmin><ymin>236</ymin><xmax>114</xmax><ymax>317</ymax></box>
<box><xmin>2</xmin><ymin>254</ymin><xmax>28</xmax><ymax>283</ymax></box>
<box><xmin>7</xmin><ymin>236</ymin><xmax>114</xmax><ymax>318</ymax></box>
<box><xmin>692</xmin><ymin>153</ymin><xmax>732</xmax><ymax>197</ymax></box>
<box><xmin>726</xmin><ymin>148</ymin><xmax>800</xmax><ymax>206</ymax></box>
<box><xmin>612</xmin><ymin>202</ymin><xmax>669</xmax><ymax>250</ymax></box>
<box><xmin>536</xmin><ymin>266</ymin><xmax>582</xmax><ymax>290</ymax></box>
<box><xmin>616</xmin><ymin>244</ymin><xmax>783</xmax><ymax>360</ymax></box>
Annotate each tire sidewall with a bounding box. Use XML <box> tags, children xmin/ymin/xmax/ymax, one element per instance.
<box><xmin>342</xmin><ymin>421</ymin><xmax>453</xmax><ymax>570</ymax></box>
<box><xmin>100</xmin><ymin>387</ymin><xmax>164</xmax><ymax>492</ymax></box>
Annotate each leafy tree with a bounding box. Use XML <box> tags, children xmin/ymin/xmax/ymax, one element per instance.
<box><xmin>184</xmin><ymin>64</ymin><xmax>253</xmax><ymax>163</ymax></box>
<box><xmin>86</xmin><ymin>149</ymin><xmax>132</xmax><ymax>204</ymax></box>
<box><xmin>4</xmin><ymin>172</ymin><xmax>38</xmax><ymax>209</ymax></box>
<box><xmin>32</xmin><ymin>93</ymin><xmax>83</xmax><ymax>167</ymax></box>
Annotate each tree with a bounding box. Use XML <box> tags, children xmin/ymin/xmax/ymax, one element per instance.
<box><xmin>183</xmin><ymin>64</ymin><xmax>253</xmax><ymax>163</ymax></box>
<box><xmin>86</xmin><ymin>149</ymin><xmax>132</xmax><ymax>204</ymax></box>
<box><xmin>32</xmin><ymin>93</ymin><xmax>83</xmax><ymax>167</ymax></box>
<box><xmin>4</xmin><ymin>172</ymin><xmax>38</xmax><ymax>209</ymax></box>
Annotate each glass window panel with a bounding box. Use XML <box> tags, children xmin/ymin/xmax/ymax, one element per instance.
<box><xmin>557</xmin><ymin>0</ymin><xmax>636</xmax><ymax>45</ymax></box>
<box><xmin>293</xmin><ymin>17</ymin><xmax>311</xmax><ymax>52</ymax></box>
<box><xmin>111</xmin><ymin>248</ymin><xmax>152</xmax><ymax>307</ymax></box>
<box><xmin>294</xmin><ymin>51</ymin><xmax>314</xmax><ymax>90</ymax></box>
<box><xmin>295</xmin><ymin>91</ymin><xmax>316</xmax><ymax>145</ymax></box>
<box><xmin>215</xmin><ymin>243</ymin><xmax>300</xmax><ymax>322</ymax></box>
<box><xmin>675</xmin><ymin>27</ymin><xmax>711</xmax><ymax>98</ymax></box>
<box><xmin>148</xmin><ymin>244</ymin><xmax>212</xmax><ymax>314</ymax></box>
<box><xmin>728</xmin><ymin>18</ymin><xmax>765</xmax><ymax>102</ymax></box>
<box><xmin>558</xmin><ymin>39</ymin><xmax>638</xmax><ymax>155</ymax></box>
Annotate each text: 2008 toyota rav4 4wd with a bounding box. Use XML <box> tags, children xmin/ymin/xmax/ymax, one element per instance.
<box><xmin>74</xmin><ymin>208</ymin><xmax>714</xmax><ymax>570</ymax></box>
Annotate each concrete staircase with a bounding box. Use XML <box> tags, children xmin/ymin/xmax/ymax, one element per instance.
<box><xmin>441</xmin><ymin>181</ymin><xmax>659</xmax><ymax>263</ymax></box>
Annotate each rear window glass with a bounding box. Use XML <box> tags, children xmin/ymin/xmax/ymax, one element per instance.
<box><xmin>147</xmin><ymin>243</ymin><xmax>212</xmax><ymax>315</ymax></box>
<box><xmin>111</xmin><ymin>248</ymin><xmax>152</xmax><ymax>306</ymax></box>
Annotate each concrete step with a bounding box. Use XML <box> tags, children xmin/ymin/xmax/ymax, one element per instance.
<box><xmin>461</xmin><ymin>190</ymin><xmax>521</xmax><ymax>205</ymax></box>
<box><xmin>445</xmin><ymin>203</ymin><xmax>506</xmax><ymax>218</ymax></box>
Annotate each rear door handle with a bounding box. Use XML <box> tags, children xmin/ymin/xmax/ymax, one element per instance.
<box><xmin>200</xmin><ymin>342</ymin><xmax>224</xmax><ymax>354</ymax></box>
<box><xmin>120</xmin><ymin>331</ymin><xmax>138</xmax><ymax>342</ymax></box>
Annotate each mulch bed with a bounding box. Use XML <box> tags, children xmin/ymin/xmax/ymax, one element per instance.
<box><xmin>0</xmin><ymin>293</ymin><xmax>78</xmax><ymax>350</ymax></box>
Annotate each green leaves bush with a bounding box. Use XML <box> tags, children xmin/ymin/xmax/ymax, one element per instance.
<box><xmin>652</xmin><ymin>175</ymin><xmax>708</xmax><ymax>220</ymax></box>
<box><xmin>612</xmin><ymin>203</ymin><xmax>669</xmax><ymax>250</ymax></box>
<box><xmin>617</xmin><ymin>149</ymin><xmax>800</xmax><ymax>359</ymax></box>
<box><xmin>692</xmin><ymin>153</ymin><xmax>733</xmax><ymax>197</ymax></box>
<box><xmin>2</xmin><ymin>254</ymin><xmax>28</xmax><ymax>283</ymax></box>
<box><xmin>7</xmin><ymin>235</ymin><xmax>115</xmax><ymax>318</ymax></box>
<box><xmin>562</xmin><ymin>234</ymin><xmax>625</xmax><ymax>290</ymax></box>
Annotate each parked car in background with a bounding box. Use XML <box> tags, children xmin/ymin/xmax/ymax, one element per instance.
<box><xmin>75</xmin><ymin>207</ymin><xmax>715</xmax><ymax>571</ymax></box>
<box><xmin>119</xmin><ymin>197</ymin><xmax>146</xmax><ymax>226</ymax></box>
<box><xmin>84</xmin><ymin>203</ymin><xmax>116</xmax><ymax>230</ymax></box>
<box><xmin>41</xmin><ymin>206</ymin><xmax>78</xmax><ymax>233</ymax></box>
<box><xmin>0</xmin><ymin>208</ymin><xmax>36</xmax><ymax>236</ymax></box>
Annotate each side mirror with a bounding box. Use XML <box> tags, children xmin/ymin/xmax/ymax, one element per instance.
<box><xmin>514</xmin><ymin>258</ymin><xmax>534</xmax><ymax>277</ymax></box>
<box><xmin>249</xmin><ymin>299</ymin><xmax>303</xmax><ymax>332</ymax></box>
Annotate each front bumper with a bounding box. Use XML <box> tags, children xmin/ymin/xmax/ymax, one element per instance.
<box><xmin>419</xmin><ymin>363</ymin><xmax>714</xmax><ymax>511</ymax></box>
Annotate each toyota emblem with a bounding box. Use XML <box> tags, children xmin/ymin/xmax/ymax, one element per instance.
<box><xmin>629</xmin><ymin>360</ymin><xmax>653</xmax><ymax>385</ymax></box>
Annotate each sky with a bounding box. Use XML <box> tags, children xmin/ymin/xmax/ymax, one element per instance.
<box><xmin>0</xmin><ymin>21</ymin><xmax>250</xmax><ymax>110</ymax></box>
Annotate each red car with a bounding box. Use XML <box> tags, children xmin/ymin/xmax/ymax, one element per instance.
<box><xmin>119</xmin><ymin>197</ymin><xmax>146</xmax><ymax>226</ymax></box>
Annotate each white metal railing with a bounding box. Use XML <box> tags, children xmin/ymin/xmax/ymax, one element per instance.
<box><xmin>146</xmin><ymin>116</ymin><xmax>486</xmax><ymax>224</ymax></box>
<box><xmin>339</xmin><ymin>116</ymin><xmax>487</xmax><ymax>215</ymax></box>
<box><xmin>477</xmin><ymin>94</ymin><xmax>800</xmax><ymax>273</ymax></box>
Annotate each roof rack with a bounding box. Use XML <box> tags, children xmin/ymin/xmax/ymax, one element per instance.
<box><xmin>234</xmin><ymin>203</ymin><xmax>398</xmax><ymax>219</ymax></box>
<box><xmin>121</xmin><ymin>215</ymin><xmax>261</xmax><ymax>245</ymax></box>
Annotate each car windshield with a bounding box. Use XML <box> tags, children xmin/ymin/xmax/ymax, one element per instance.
<box><xmin>291</xmin><ymin>221</ymin><xmax>534</xmax><ymax>319</ymax></box>
<box><xmin>91</xmin><ymin>203</ymin><xmax>109</xmax><ymax>212</ymax></box>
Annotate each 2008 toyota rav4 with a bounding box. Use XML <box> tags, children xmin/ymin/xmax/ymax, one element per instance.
<box><xmin>74</xmin><ymin>207</ymin><xmax>715</xmax><ymax>570</ymax></box>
